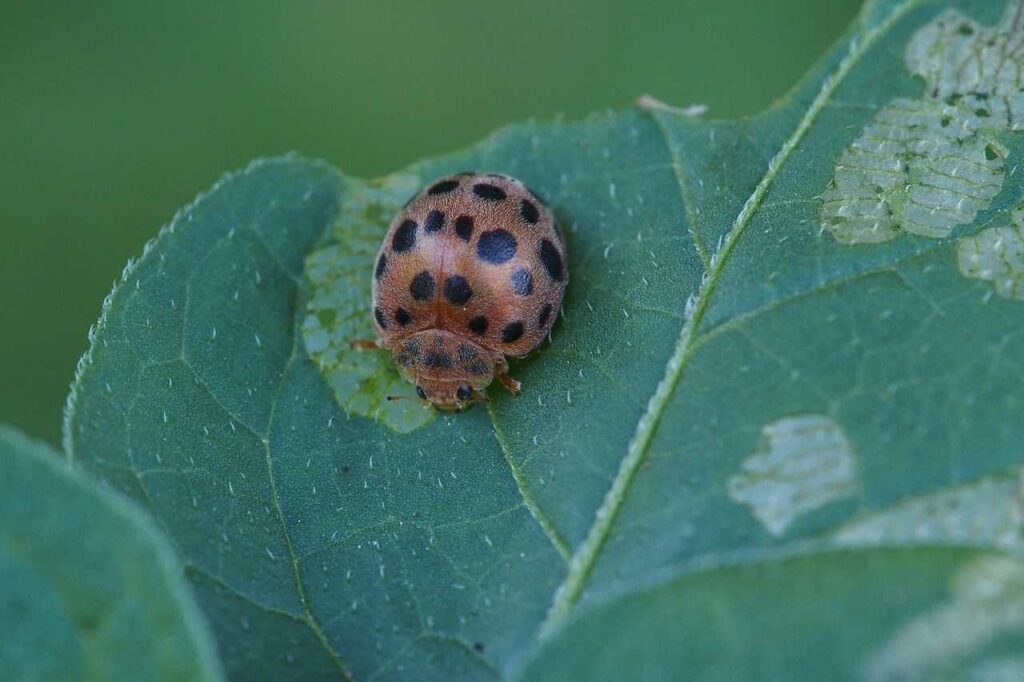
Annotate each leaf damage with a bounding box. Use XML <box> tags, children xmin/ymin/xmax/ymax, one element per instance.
<box><xmin>821</xmin><ymin>2</ymin><xmax>1024</xmax><ymax>243</ymax></box>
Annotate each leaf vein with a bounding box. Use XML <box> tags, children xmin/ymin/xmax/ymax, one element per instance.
<box><xmin>648</xmin><ymin>108</ymin><xmax>710</xmax><ymax>269</ymax></box>
<box><xmin>263</xmin><ymin>347</ymin><xmax>357</xmax><ymax>681</ymax></box>
<box><xmin>488</xmin><ymin>403</ymin><xmax>573</xmax><ymax>564</ymax></box>
<box><xmin>185</xmin><ymin>563</ymin><xmax>309</xmax><ymax>622</ymax></box>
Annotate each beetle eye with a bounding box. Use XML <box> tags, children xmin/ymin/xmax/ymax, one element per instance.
<box><xmin>456</xmin><ymin>385</ymin><xmax>472</xmax><ymax>401</ymax></box>
<box><xmin>416</xmin><ymin>386</ymin><xmax>427</xmax><ymax>400</ymax></box>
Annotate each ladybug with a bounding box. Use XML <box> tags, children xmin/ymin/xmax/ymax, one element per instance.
<box><xmin>366</xmin><ymin>172</ymin><xmax>567</xmax><ymax>410</ymax></box>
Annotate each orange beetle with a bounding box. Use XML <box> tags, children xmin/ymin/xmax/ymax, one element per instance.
<box><xmin>368</xmin><ymin>172</ymin><xmax>568</xmax><ymax>410</ymax></box>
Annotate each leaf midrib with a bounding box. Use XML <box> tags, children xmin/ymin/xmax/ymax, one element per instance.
<box><xmin>538</xmin><ymin>0</ymin><xmax>923</xmax><ymax>637</ymax></box>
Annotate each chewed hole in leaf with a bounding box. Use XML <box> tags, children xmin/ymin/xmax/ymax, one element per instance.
<box><xmin>727</xmin><ymin>414</ymin><xmax>859</xmax><ymax>536</ymax></box>
<box><xmin>301</xmin><ymin>172</ymin><xmax>434</xmax><ymax>433</ymax></box>
<box><xmin>864</xmin><ymin>557</ymin><xmax>1024</xmax><ymax>682</ymax></box>
<box><xmin>833</xmin><ymin>466</ymin><xmax>1024</xmax><ymax>550</ymax></box>
<box><xmin>956</xmin><ymin>206</ymin><xmax>1024</xmax><ymax>300</ymax></box>
<box><xmin>821</xmin><ymin>99</ymin><xmax>1004</xmax><ymax>243</ymax></box>
<box><xmin>820</xmin><ymin>3</ymin><xmax>1024</xmax><ymax>244</ymax></box>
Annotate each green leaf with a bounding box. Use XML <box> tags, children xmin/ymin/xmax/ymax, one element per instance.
<box><xmin>65</xmin><ymin>1</ymin><xmax>1024</xmax><ymax>679</ymax></box>
<box><xmin>0</xmin><ymin>425</ymin><xmax>222</xmax><ymax>682</ymax></box>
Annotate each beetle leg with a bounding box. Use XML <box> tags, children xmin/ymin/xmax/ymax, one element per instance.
<box><xmin>497</xmin><ymin>372</ymin><xmax>522</xmax><ymax>395</ymax></box>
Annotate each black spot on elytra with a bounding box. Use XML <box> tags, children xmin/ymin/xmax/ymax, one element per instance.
<box><xmin>539</xmin><ymin>239</ymin><xmax>564</xmax><ymax>281</ymax></box>
<box><xmin>392</xmin><ymin>219</ymin><xmax>417</xmax><ymax>252</ymax></box>
<box><xmin>501</xmin><ymin>321</ymin><xmax>524</xmax><ymax>343</ymax></box>
<box><xmin>375</xmin><ymin>253</ymin><xmax>387</xmax><ymax>280</ymax></box>
<box><xmin>397</xmin><ymin>338</ymin><xmax>420</xmax><ymax>367</ymax></box>
<box><xmin>423</xmin><ymin>351</ymin><xmax>453</xmax><ymax>368</ymax></box>
<box><xmin>455</xmin><ymin>215</ymin><xmax>474</xmax><ymax>241</ymax></box>
<box><xmin>425</xmin><ymin>209</ymin><xmax>445</xmax><ymax>233</ymax></box>
<box><xmin>409</xmin><ymin>271</ymin><xmax>435</xmax><ymax>301</ymax></box>
<box><xmin>473</xmin><ymin>183</ymin><xmax>506</xmax><ymax>201</ymax></box>
<box><xmin>457</xmin><ymin>344</ymin><xmax>477</xmax><ymax>362</ymax></box>
<box><xmin>428</xmin><ymin>179</ymin><xmax>459</xmax><ymax>195</ymax></box>
<box><xmin>538</xmin><ymin>303</ymin><xmax>552</xmax><ymax>328</ymax></box>
<box><xmin>374</xmin><ymin>307</ymin><xmax>387</xmax><ymax>329</ymax></box>
<box><xmin>520</xmin><ymin>198</ymin><xmax>539</xmax><ymax>224</ymax></box>
<box><xmin>473</xmin><ymin>642</ymin><xmax>486</xmax><ymax>653</ymax></box>
<box><xmin>510</xmin><ymin>268</ymin><xmax>533</xmax><ymax>296</ymax></box>
<box><xmin>459</xmin><ymin>344</ymin><xmax>486</xmax><ymax>375</ymax></box>
<box><xmin>477</xmin><ymin>229</ymin><xmax>517</xmax><ymax>264</ymax></box>
<box><xmin>395</xmin><ymin>308</ymin><xmax>412</xmax><ymax>326</ymax></box>
<box><xmin>444</xmin><ymin>275</ymin><xmax>473</xmax><ymax>306</ymax></box>
<box><xmin>469</xmin><ymin>316</ymin><xmax>488</xmax><ymax>335</ymax></box>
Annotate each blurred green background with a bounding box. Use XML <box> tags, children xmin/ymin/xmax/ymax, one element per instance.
<box><xmin>1</xmin><ymin>0</ymin><xmax>860</xmax><ymax>445</ymax></box>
